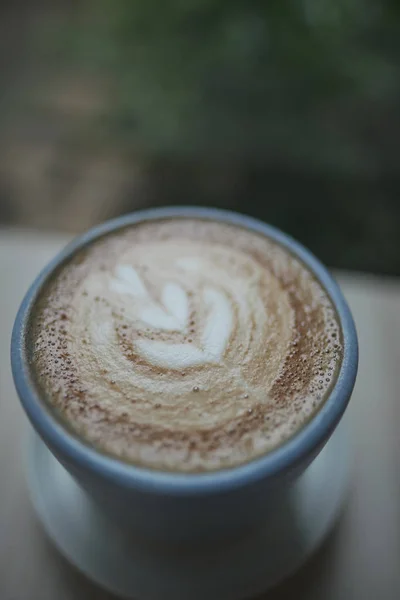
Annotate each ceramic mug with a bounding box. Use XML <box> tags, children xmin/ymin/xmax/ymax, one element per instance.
<box><xmin>11</xmin><ymin>207</ymin><xmax>358</xmax><ymax>545</ymax></box>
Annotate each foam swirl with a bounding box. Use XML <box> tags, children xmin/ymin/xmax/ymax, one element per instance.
<box><xmin>32</xmin><ymin>219</ymin><xmax>342</xmax><ymax>472</ymax></box>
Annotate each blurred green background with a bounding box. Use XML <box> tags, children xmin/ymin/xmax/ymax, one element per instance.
<box><xmin>1</xmin><ymin>0</ymin><xmax>400</xmax><ymax>274</ymax></box>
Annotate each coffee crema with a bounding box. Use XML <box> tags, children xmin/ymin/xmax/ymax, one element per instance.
<box><xmin>31</xmin><ymin>218</ymin><xmax>342</xmax><ymax>472</ymax></box>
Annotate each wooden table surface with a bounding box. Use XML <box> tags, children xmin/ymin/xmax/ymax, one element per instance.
<box><xmin>1</xmin><ymin>229</ymin><xmax>399</xmax><ymax>600</ymax></box>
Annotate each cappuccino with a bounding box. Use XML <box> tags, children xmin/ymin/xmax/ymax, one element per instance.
<box><xmin>31</xmin><ymin>218</ymin><xmax>342</xmax><ymax>472</ymax></box>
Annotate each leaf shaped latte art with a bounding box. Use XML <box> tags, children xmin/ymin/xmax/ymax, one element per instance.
<box><xmin>137</xmin><ymin>288</ymin><xmax>232</xmax><ymax>368</ymax></box>
<box><xmin>109</xmin><ymin>265</ymin><xmax>233</xmax><ymax>368</ymax></box>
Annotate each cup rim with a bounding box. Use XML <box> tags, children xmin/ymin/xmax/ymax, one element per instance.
<box><xmin>11</xmin><ymin>206</ymin><xmax>358</xmax><ymax>496</ymax></box>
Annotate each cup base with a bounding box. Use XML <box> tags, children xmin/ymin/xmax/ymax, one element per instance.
<box><xmin>26</xmin><ymin>420</ymin><xmax>350</xmax><ymax>600</ymax></box>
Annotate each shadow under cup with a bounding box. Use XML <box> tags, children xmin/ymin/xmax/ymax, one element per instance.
<box><xmin>11</xmin><ymin>207</ymin><xmax>358</xmax><ymax>546</ymax></box>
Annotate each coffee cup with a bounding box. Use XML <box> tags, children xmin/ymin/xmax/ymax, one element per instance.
<box><xmin>11</xmin><ymin>207</ymin><xmax>358</xmax><ymax>546</ymax></box>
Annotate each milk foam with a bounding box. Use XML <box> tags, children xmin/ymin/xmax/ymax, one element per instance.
<box><xmin>31</xmin><ymin>219</ymin><xmax>343</xmax><ymax>472</ymax></box>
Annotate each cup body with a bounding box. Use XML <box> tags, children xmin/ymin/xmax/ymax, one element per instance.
<box><xmin>11</xmin><ymin>207</ymin><xmax>358</xmax><ymax>545</ymax></box>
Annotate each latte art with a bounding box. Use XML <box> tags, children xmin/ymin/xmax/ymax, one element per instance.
<box><xmin>110</xmin><ymin>262</ymin><xmax>233</xmax><ymax>367</ymax></box>
<box><xmin>31</xmin><ymin>219</ymin><xmax>342</xmax><ymax>472</ymax></box>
